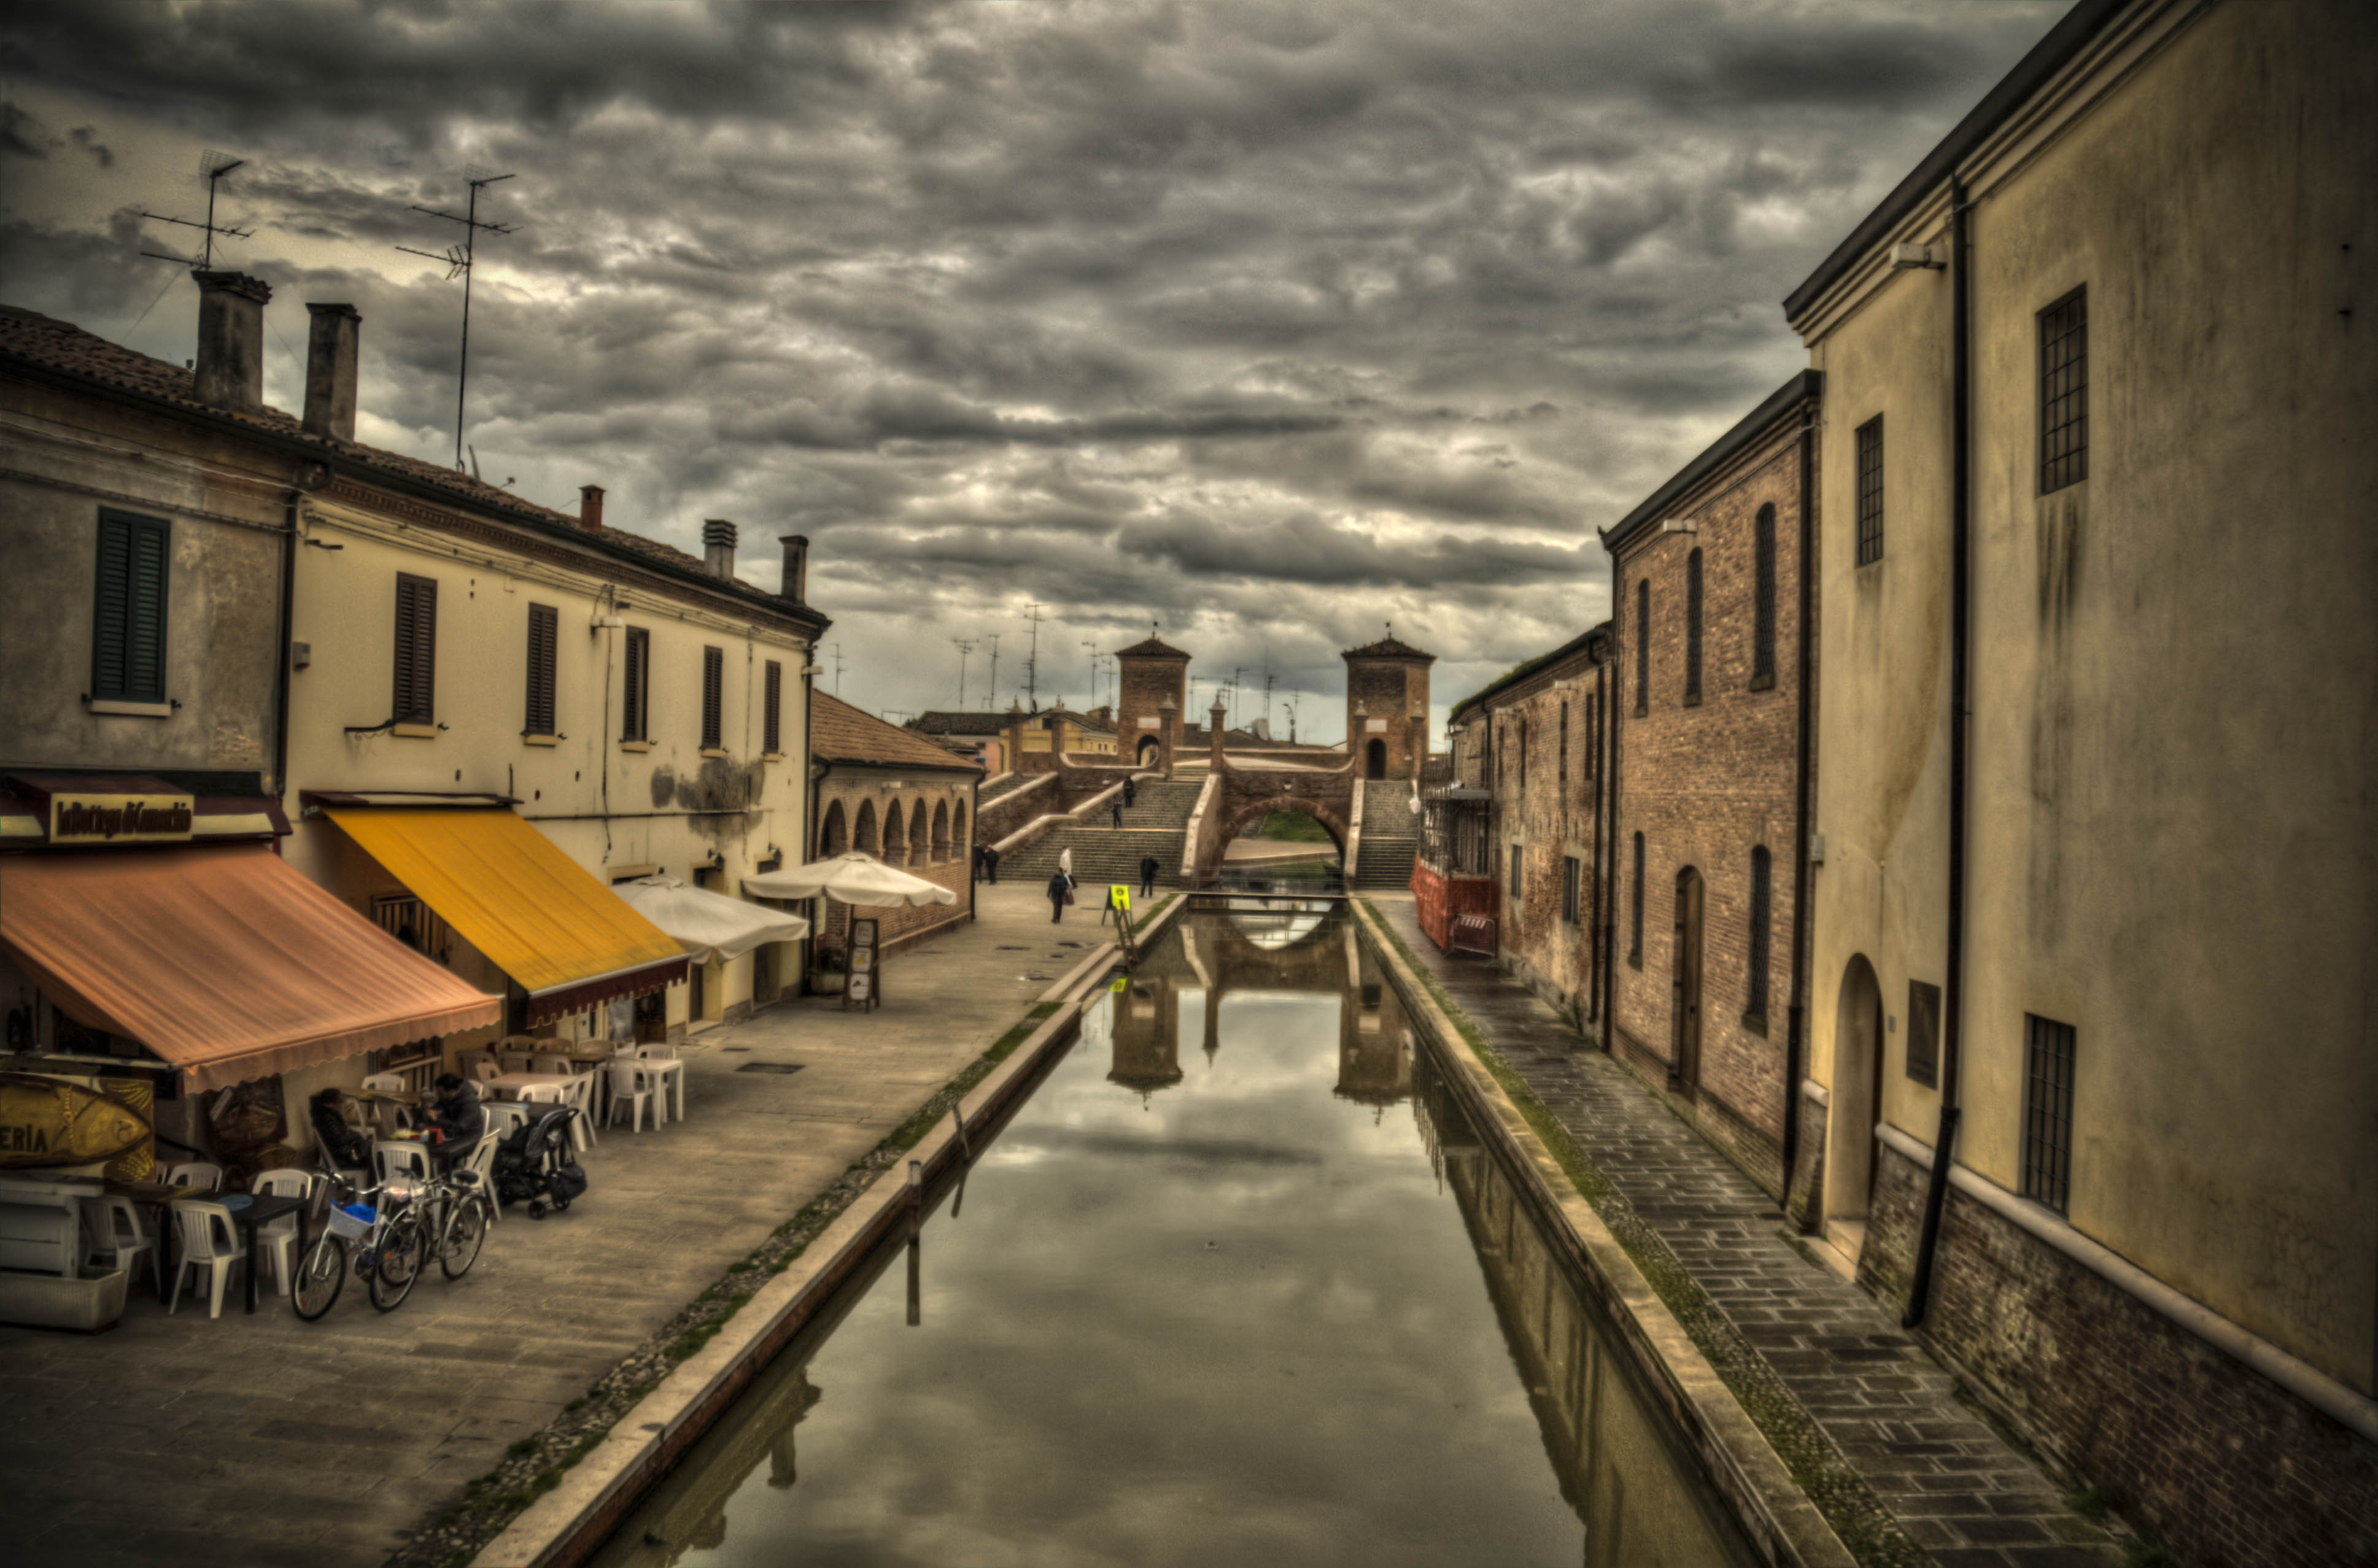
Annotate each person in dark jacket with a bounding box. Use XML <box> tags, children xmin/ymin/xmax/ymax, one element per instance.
<box><xmin>419</xmin><ymin>1073</ymin><xmax>486</xmax><ymax>1168</ymax></box>
<box><xmin>983</xmin><ymin>844</ymin><xmax>1001</xmax><ymax>884</ymax></box>
<box><xmin>1110</xmin><ymin>795</ymin><xmax>1125</xmax><ymax>829</ymax></box>
<box><xmin>1139</xmin><ymin>854</ymin><xmax>1160</xmax><ymax>900</ymax></box>
<box><xmin>1122</xmin><ymin>778</ymin><xmax>1137</xmax><ymax>809</ymax></box>
<box><xmin>309</xmin><ymin>1087</ymin><xmax>372</xmax><ymax>1172</ymax></box>
<box><xmin>1047</xmin><ymin>868</ymin><xmax>1071</xmax><ymax>924</ymax></box>
<box><xmin>972</xmin><ymin>843</ymin><xmax>987</xmax><ymax>883</ymax></box>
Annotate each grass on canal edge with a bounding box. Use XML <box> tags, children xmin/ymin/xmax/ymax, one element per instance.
<box><xmin>1353</xmin><ymin>898</ymin><xmax>1932</xmax><ymax>1568</ymax></box>
<box><xmin>394</xmin><ymin>997</ymin><xmax>1071</xmax><ymax>1568</ymax></box>
<box><xmin>1131</xmin><ymin>892</ymin><xmax>1177</xmax><ymax>934</ymax></box>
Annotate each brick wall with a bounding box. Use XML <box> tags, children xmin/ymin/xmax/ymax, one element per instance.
<box><xmin>1117</xmin><ymin>655</ymin><xmax>1185</xmax><ymax>768</ymax></box>
<box><xmin>1611</xmin><ymin>416</ymin><xmax>1813</xmax><ymax>1197</ymax></box>
<box><xmin>1479</xmin><ymin>652</ymin><xmax>1608</xmax><ymax>1026</ymax></box>
<box><xmin>1862</xmin><ymin>1141</ymin><xmax>2378</xmax><ymax>1568</ymax></box>
<box><xmin>1346</xmin><ymin>658</ymin><xmax>1427</xmax><ymax>777</ymax></box>
<box><xmin>815</xmin><ymin>773</ymin><xmax>972</xmax><ymax>951</ymax></box>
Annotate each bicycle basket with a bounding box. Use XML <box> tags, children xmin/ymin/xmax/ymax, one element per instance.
<box><xmin>328</xmin><ymin>1203</ymin><xmax>375</xmax><ymax>1240</ymax></box>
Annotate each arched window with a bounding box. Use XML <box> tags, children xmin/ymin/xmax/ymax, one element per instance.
<box><xmin>821</xmin><ymin>800</ymin><xmax>848</xmax><ymax>857</ymax></box>
<box><xmin>1753</xmin><ymin>504</ymin><xmax>1778</xmax><ymax>688</ymax></box>
<box><xmin>931</xmin><ymin>801</ymin><xmax>951</xmax><ymax>862</ymax></box>
<box><xmin>883</xmin><ymin>800</ymin><xmax>907</xmax><ymax>867</ymax></box>
<box><xmin>1630</xmin><ymin>832</ymin><xmax>1646</xmax><ymax>964</ymax></box>
<box><xmin>1684</xmin><ymin>547</ymin><xmax>1703</xmax><ymax>705</ymax></box>
<box><xmin>1747</xmin><ymin>846</ymin><xmax>1773</xmax><ymax>1024</ymax></box>
<box><xmin>953</xmin><ymin>800</ymin><xmax>967</xmax><ymax>855</ymax></box>
<box><xmin>1634</xmin><ymin>579</ymin><xmax>1649</xmax><ymax>715</ymax></box>
<box><xmin>855</xmin><ymin>800</ymin><xmax>878</xmax><ymax>856</ymax></box>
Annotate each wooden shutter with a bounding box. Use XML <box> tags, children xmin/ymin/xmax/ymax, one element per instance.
<box><xmin>702</xmin><ymin>646</ymin><xmax>724</xmax><ymax>750</ymax></box>
<box><xmin>622</xmin><ymin>628</ymin><xmax>649</xmax><ymax>740</ymax></box>
<box><xmin>393</xmin><ymin>573</ymin><xmax>437</xmax><ymax>724</ymax></box>
<box><xmin>91</xmin><ymin>511</ymin><xmax>170</xmax><ymax>703</ymax></box>
<box><xmin>1684</xmin><ymin>549</ymin><xmax>1703</xmax><ymax>703</ymax></box>
<box><xmin>764</xmin><ymin>661</ymin><xmax>783</xmax><ymax>755</ymax></box>
<box><xmin>525</xmin><ymin>603</ymin><xmax>559</xmax><ymax>735</ymax></box>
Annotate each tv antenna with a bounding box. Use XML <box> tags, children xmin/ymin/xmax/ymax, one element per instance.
<box><xmin>1082</xmin><ymin>641</ymin><xmax>1099</xmax><ymax>711</ymax></box>
<box><xmin>829</xmin><ymin>643</ymin><xmax>845</xmax><ymax>698</ymax></box>
<box><xmin>1023</xmin><ymin>603</ymin><xmax>1045</xmax><ymax>711</ymax></box>
<box><xmin>950</xmin><ymin>638</ymin><xmax>975</xmax><ymax>710</ymax></box>
<box><xmin>137</xmin><ymin>150</ymin><xmax>255</xmax><ymax>270</ymax></box>
<box><xmin>983</xmin><ymin>635</ymin><xmax>1000</xmax><ymax>709</ymax></box>
<box><xmin>397</xmin><ymin>167</ymin><xmax>517</xmax><ymax>471</ymax></box>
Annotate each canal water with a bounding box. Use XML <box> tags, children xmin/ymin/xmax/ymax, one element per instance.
<box><xmin>593</xmin><ymin>907</ymin><xmax>1754</xmax><ymax>1568</ymax></box>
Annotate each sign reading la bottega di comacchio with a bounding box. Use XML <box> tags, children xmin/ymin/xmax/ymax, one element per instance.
<box><xmin>48</xmin><ymin>794</ymin><xmax>195</xmax><ymax>845</ymax></box>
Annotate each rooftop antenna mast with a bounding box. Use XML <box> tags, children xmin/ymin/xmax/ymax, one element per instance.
<box><xmin>829</xmin><ymin>643</ymin><xmax>845</xmax><ymax>698</ymax></box>
<box><xmin>1023</xmin><ymin>603</ymin><xmax>1045</xmax><ymax>711</ymax></box>
<box><xmin>138</xmin><ymin>151</ymin><xmax>255</xmax><ymax>271</ymax></box>
<box><xmin>397</xmin><ymin>167</ymin><xmax>517</xmax><ymax>471</ymax></box>
<box><xmin>950</xmin><ymin>638</ymin><xmax>975</xmax><ymax>710</ymax></box>
<box><xmin>1082</xmin><ymin>641</ymin><xmax>1099</xmax><ymax>713</ymax></box>
<box><xmin>984</xmin><ymin>634</ymin><xmax>1001</xmax><ymax>709</ymax></box>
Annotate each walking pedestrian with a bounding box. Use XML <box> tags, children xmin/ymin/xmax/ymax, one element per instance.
<box><xmin>1138</xmin><ymin>853</ymin><xmax>1159</xmax><ymax>900</ymax></box>
<box><xmin>984</xmin><ymin>844</ymin><xmax>1001</xmax><ymax>883</ymax></box>
<box><xmin>1110</xmin><ymin>795</ymin><xmax>1125</xmax><ymax>830</ymax></box>
<box><xmin>972</xmin><ymin>843</ymin><xmax>986</xmax><ymax>884</ymax></box>
<box><xmin>1123</xmin><ymin>777</ymin><xmax>1137</xmax><ymax>809</ymax></box>
<box><xmin>1047</xmin><ymin>868</ymin><xmax>1071</xmax><ymax>924</ymax></box>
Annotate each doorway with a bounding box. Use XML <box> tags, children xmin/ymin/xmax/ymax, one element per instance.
<box><xmin>1365</xmin><ymin>738</ymin><xmax>1387</xmax><ymax>779</ymax></box>
<box><xmin>1670</xmin><ymin>867</ymin><xmax>1704</xmax><ymax>1095</ymax></box>
<box><xmin>1137</xmin><ymin>735</ymin><xmax>1161</xmax><ymax>768</ymax></box>
<box><xmin>1827</xmin><ymin>955</ymin><xmax>1886</xmax><ymax>1246</ymax></box>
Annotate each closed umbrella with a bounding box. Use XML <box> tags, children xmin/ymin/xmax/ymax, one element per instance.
<box><xmin>743</xmin><ymin>852</ymin><xmax>958</xmax><ymax>908</ymax></box>
<box><xmin>612</xmin><ymin>875</ymin><xmax>810</xmax><ymax>965</ymax></box>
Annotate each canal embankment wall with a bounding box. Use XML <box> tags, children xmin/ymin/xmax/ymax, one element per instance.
<box><xmin>473</xmin><ymin>895</ymin><xmax>1191</xmax><ymax>1568</ymax></box>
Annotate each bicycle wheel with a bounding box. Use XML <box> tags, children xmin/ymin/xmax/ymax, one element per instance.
<box><xmin>291</xmin><ymin>1232</ymin><xmax>347</xmax><ymax>1321</ymax></box>
<box><xmin>439</xmin><ymin>1196</ymin><xmax>489</xmax><ymax>1280</ymax></box>
<box><xmin>368</xmin><ymin>1214</ymin><xmax>425</xmax><ymax>1311</ymax></box>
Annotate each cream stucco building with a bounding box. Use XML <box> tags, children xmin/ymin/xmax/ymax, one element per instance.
<box><xmin>1786</xmin><ymin>1</ymin><xmax>2376</xmax><ymax>1558</ymax></box>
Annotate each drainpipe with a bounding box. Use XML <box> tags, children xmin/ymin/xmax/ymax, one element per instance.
<box><xmin>1905</xmin><ymin>175</ymin><xmax>1972</xmax><ymax>1329</ymax></box>
<box><xmin>1588</xmin><ymin>655</ymin><xmax>1606</xmax><ymax>1027</ymax></box>
<box><xmin>1601</xmin><ymin>566</ymin><xmax>1625</xmax><ymax>1050</ymax></box>
<box><xmin>271</xmin><ymin>487</ymin><xmax>301</xmax><ymax>814</ymax></box>
<box><xmin>1781</xmin><ymin>392</ymin><xmax>1817</xmax><ymax>1207</ymax></box>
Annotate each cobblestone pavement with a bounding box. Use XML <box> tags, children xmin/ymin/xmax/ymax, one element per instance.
<box><xmin>1373</xmin><ymin>897</ymin><xmax>2126</xmax><ymax>1568</ymax></box>
<box><xmin>0</xmin><ymin>885</ymin><xmax>1083</xmax><ymax>1568</ymax></box>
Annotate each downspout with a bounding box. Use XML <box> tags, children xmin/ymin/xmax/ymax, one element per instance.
<box><xmin>1602</xmin><ymin>558</ymin><xmax>1625</xmax><ymax>1050</ymax></box>
<box><xmin>1782</xmin><ymin>393</ymin><xmax>1817</xmax><ymax>1205</ymax></box>
<box><xmin>271</xmin><ymin>487</ymin><xmax>301</xmax><ymax>821</ymax></box>
<box><xmin>1588</xmin><ymin>655</ymin><xmax>1605</xmax><ymax>1027</ymax></box>
<box><xmin>1906</xmin><ymin>175</ymin><xmax>1973</xmax><ymax>1328</ymax></box>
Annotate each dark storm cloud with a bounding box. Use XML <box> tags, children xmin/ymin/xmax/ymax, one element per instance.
<box><xmin>0</xmin><ymin>0</ymin><xmax>2067</xmax><ymax>729</ymax></box>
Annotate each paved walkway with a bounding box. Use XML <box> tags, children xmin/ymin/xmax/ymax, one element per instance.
<box><xmin>0</xmin><ymin>884</ymin><xmax>1084</xmax><ymax>1568</ymax></box>
<box><xmin>1371</xmin><ymin>897</ymin><xmax>2124</xmax><ymax>1568</ymax></box>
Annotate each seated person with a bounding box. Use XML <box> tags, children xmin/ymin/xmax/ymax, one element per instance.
<box><xmin>309</xmin><ymin>1087</ymin><xmax>373</xmax><ymax>1172</ymax></box>
<box><xmin>418</xmin><ymin>1073</ymin><xmax>487</xmax><ymax>1169</ymax></box>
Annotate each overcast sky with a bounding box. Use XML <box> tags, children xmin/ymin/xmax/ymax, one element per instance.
<box><xmin>1</xmin><ymin>0</ymin><xmax>2065</xmax><ymax>740</ymax></box>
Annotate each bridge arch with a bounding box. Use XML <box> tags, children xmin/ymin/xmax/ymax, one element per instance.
<box><xmin>1196</xmin><ymin>792</ymin><xmax>1350</xmax><ymax>883</ymax></box>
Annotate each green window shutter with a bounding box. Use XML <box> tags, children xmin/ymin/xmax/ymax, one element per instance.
<box><xmin>92</xmin><ymin>511</ymin><xmax>170</xmax><ymax>703</ymax></box>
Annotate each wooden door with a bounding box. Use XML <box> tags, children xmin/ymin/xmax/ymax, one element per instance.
<box><xmin>1671</xmin><ymin>868</ymin><xmax>1703</xmax><ymax>1094</ymax></box>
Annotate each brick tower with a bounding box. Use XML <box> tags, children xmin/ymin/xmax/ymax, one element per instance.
<box><xmin>1341</xmin><ymin>630</ymin><xmax>1435</xmax><ymax>781</ymax></box>
<box><xmin>1113</xmin><ymin>629</ymin><xmax>1193</xmax><ymax>773</ymax></box>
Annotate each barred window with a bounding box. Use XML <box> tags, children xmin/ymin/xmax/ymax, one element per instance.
<box><xmin>1683</xmin><ymin>548</ymin><xmax>1703</xmax><ymax>705</ymax></box>
<box><xmin>1559</xmin><ymin>700</ymin><xmax>1569</xmax><ymax>788</ymax></box>
<box><xmin>524</xmin><ymin>603</ymin><xmax>558</xmax><ymax>736</ymax></box>
<box><xmin>2039</xmin><ymin>287</ymin><xmax>2088</xmax><ymax>493</ymax></box>
<box><xmin>2021</xmin><ymin>1014</ymin><xmax>2077</xmax><ymax>1213</ymax></box>
<box><xmin>1856</xmin><ymin>416</ymin><xmax>1884</xmax><ymax>566</ymax></box>
<box><xmin>1906</xmin><ymin>980</ymin><xmax>1942</xmax><ymax>1088</ymax></box>
<box><xmin>1745</xmin><ymin>846</ymin><xmax>1771</xmax><ymax>1025</ymax></box>
<box><xmin>701</xmin><ymin>646</ymin><xmax>724</xmax><ymax>750</ymax></box>
<box><xmin>1629</xmin><ymin>832</ymin><xmax>1645</xmax><ymax>964</ymax></box>
<box><xmin>1635</xmin><ymin>579</ymin><xmax>1649</xmax><ymax>715</ymax></box>
<box><xmin>1753</xmin><ymin>504</ymin><xmax>1777</xmax><ymax>688</ymax></box>
<box><xmin>1562</xmin><ymin>855</ymin><xmax>1581</xmax><ymax>925</ymax></box>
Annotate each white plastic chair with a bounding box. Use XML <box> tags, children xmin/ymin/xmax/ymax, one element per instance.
<box><xmin>557</xmin><ymin>1075</ymin><xmax>596</xmax><ymax>1151</ymax></box>
<box><xmin>605</xmin><ymin>1062</ymin><xmax>654</xmax><ymax>1134</ymax></box>
<box><xmin>459</xmin><ymin>1130</ymin><xmax>502</xmax><ymax>1225</ymax></box>
<box><xmin>484</xmin><ymin>1100</ymin><xmax>531</xmax><ymax>1136</ymax></box>
<box><xmin>247</xmin><ymin>1170</ymin><xmax>313</xmax><ymax>1296</ymax></box>
<box><xmin>635</xmin><ymin>1045</ymin><xmax>678</xmax><ymax>1061</ymax></box>
<box><xmin>498</xmin><ymin>1051</ymin><xmax>536</xmax><ymax>1074</ymax></box>
<box><xmin>163</xmin><ymin>1161</ymin><xmax>223</xmax><ymax>1191</ymax></box>
<box><xmin>533</xmin><ymin>1053</ymin><xmax>575</xmax><ymax>1076</ymax></box>
<box><xmin>471</xmin><ymin>1060</ymin><xmax>500</xmax><ymax>1083</ymax></box>
<box><xmin>84</xmin><ymin>1195</ymin><xmax>154</xmax><ymax>1293</ymax></box>
<box><xmin>374</xmin><ymin>1141</ymin><xmax>432</xmax><ymax>1184</ymax></box>
<box><xmin>361</xmin><ymin>1073</ymin><xmax>405</xmax><ymax>1092</ymax></box>
<box><xmin>168</xmin><ymin>1201</ymin><xmax>247</xmax><ymax>1319</ymax></box>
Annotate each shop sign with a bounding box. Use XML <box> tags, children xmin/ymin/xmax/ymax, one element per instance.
<box><xmin>49</xmin><ymin>792</ymin><xmax>195</xmax><ymax>845</ymax></box>
<box><xmin>0</xmin><ymin>1073</ymin><xmax>153</xmax><ymax>1170</ymax></box>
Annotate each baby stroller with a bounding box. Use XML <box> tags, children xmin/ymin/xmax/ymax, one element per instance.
<box><xmin>492</xmin><ymin>1105</ymin><xmax>588</xmax><ymax>1219</ymax></box>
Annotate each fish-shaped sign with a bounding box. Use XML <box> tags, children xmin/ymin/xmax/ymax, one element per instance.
<box><xmin>0</xmin><ymin>1073</ymin><xmax>153</xmax><ymax>1170</ymax></box>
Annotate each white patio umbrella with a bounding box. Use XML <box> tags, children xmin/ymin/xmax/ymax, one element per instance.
<box><xmin>743</xmin><ymin>851</ymin><xmax>958</xmax><ymax>909</ymax></box>
<box><xmin>612</xmin><ymin>875</ymin><xmax>810</xmax><ymax>965</ymax></box>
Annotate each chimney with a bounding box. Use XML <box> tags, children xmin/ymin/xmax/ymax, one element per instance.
<box><xmin>579</xmin><ymin>485</ymin><xmax>605</xmax><ymax>533</ymax></box>
<box><xmin>779</xmin><ymin>534</ymin><xmax>809</xmax><ymax>603</ymax></box>
<box><xmin>702</xmin><ymin>518</ymin><xmax>738</xmax><ymax>581</ymax></box>
<box><xmin>301</xmin><ymin>303</ymin><xmax>361</xmax><ymax>442</ymax></box>
<box><xmin>193</xmin><ymin>271</ymin><xmax>271</xmax><ymax>414</ymax></box>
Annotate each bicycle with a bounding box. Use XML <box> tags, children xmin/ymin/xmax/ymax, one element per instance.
<box><xmin>418</xmin><ymin>1156</ymin><xmax>494</xmax><ymax>1281</ymax></box>
<box><xmin>290</xmin><ymin>1168</ymin><xmax>428</xmax><ymax>1319</ymax></box>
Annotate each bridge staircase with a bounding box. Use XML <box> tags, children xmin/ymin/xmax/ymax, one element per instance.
<box><xmin>996</xmin><ymin>779</ymin><xmax>1205</xmax><ymax>892</ymax></box>
<box><xmin>977</xmin><ymin>773</ymin><xmax>1040</xmax><ymax>811</ymax></box>
<box><xmin>1352</xmin><ymin>781</ymin><xmax>1420</xmax><ymax>890</ymax></box>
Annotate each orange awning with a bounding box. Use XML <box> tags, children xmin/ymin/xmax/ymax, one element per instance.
<box><xmin>0</xmin><ymin>845</ymin><xmax>502</xmax><ymax>1093</ymax></box>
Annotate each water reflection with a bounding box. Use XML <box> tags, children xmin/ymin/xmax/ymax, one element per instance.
<box><xmin>593</xmin><ymin>910</ymin><xmax>1751</xmax><ymax>1568</ymax></box>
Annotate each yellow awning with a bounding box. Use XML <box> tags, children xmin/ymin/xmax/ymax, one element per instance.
<box><xmin>325</xmin><ymin>808</ymin><xmax>687</xmax><ymax>1024</ymax></box>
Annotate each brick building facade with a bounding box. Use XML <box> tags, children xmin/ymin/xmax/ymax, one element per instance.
<box><xmin>810</xmin><ymin>692</ymin><xmax>978</xmax><ymax>953</ymax></box>
<box><xmin>1113</xmin><ymin>632</ymin><xmax>1191</xmax><ymax>772</ymax></box>
<box><xmin>1605</xmin><ymin>372</ymin><xmax>1820</xmax><ymax>1200</ymax></box>
<box><xmin>1342</xmin><ymin>633</ymin><xmax>1433</xmax><ymax>780</ymax></box>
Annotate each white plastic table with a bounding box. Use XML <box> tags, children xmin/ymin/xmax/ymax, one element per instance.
<box><xmin>636</xmin><ymin>1058</ymin><xmax>687</xmax><ymax>1124</ymax></box>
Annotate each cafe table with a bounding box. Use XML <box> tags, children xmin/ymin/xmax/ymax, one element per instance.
<box><xmin>102</xmin><ymin>1178</ymin><xmax>209</xmax><ymax>1298</ymax></box>
<box><xmin>217</xmin><ymin>1192</ymin><xmax>309</xmax><ymax>1315</ymax></box>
